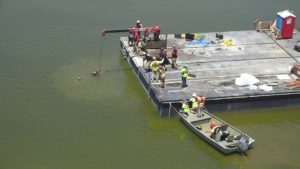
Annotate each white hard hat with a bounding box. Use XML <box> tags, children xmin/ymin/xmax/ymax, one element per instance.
<box><xmin>192</xmin><ymin>93</ymin><xmax>197</xmax><ymax>97</ymax></box>
<box><xmin>137</xmin><ymin>20</ymin><xmax>140</xmax><ymax>23</ymax></box>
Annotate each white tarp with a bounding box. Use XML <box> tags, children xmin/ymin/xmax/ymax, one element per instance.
<box><xmin>276</xmin><ymin>74</ymin><xmax>291</xmax><ymax>80</ymax></box>
<box><xmin>235</xmin><ymin>73</ymin><xmax>259</xmax><ymax>86</ymax></box>
<box><xmin>258</xmin><ymin>84</ymin><xmax>273</xmax><ymax>92</ymax></box>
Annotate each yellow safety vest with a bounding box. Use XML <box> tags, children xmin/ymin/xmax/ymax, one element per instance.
<box><xmin>150</xmin><ymin>61</ymin><xmax>160</xmax><ymax>72</ymax></box>
<box><xmin>190</xmin><ymin>97</ymin><xmax>198</xmax><ymax>108</ymax></box>
<box><xmin>182</xmin><ymin>103</ymin><xmax>190</xmax><ymax>113</ymax></box>
<box><xmin>181</xmin><ymin>68</ymin><xmax>188</xmax><ymax>78</ymax></box>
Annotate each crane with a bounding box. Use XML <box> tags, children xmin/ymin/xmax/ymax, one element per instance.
<box><xmin>102</xmin><ymin>24</ymin><xmax>161</xmax><ymax>41</ymax></box>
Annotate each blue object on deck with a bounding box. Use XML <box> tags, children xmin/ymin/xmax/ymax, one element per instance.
<box><xmin>187</xmin><ymin>34</ymin><xmax>209</xmax><ymax>46</ymax></box>
<box><xmin>187</xmin><ymin>40</ymin><xmax>210</xmax><ymax>46</ymax></box>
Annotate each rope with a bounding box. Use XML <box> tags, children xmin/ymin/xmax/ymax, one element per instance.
<box><xmin>98</xmin><ymin>36</ymin><xmax>104</xmax><ymax>71</ymax></box>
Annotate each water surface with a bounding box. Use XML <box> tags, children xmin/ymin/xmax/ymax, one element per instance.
<box><xmin>1</xmin><ymin>0</ymin><xmax>300</xmax><ymax>168</ymax></box>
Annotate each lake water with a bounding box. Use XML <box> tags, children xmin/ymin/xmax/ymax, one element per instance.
<box><xmin>0</xmin><ymin>0</ymin><xmax>300</xmax><ymax>168</ymax></box>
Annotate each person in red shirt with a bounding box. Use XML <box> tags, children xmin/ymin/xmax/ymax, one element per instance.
<box><xmin>171</xmin><ymin>45</ymin><xmax>178</xmax><ymax>69</ymax></box>
<box><xmin>133</xmin><ymin>31</ymin><xmax>140</xmax><ymax>53</ymax></box>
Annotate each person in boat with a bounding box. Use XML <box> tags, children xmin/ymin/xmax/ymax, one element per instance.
<box><xmin>181</xmin><ymin>99</ymin><xmax>190</xmax><ymax>116</ymax></box>
<box><xmin>190</xmin><ymin>93</ymin><xmax>199</xmax><ymax>114</ymax></box>
<box><xmin>206</xmin><ymin>121</ymin><xmax>218</xmax><ymax>139</ymax></box>
<box><xmin>197</xmin><ymin>94</ymin><xmax>206</xmax><ymax>113</ymax></box>
<box><xmin>207</xmin><ymin>122</ymin><xmax>228</xmax><ymax>140</ymax></box>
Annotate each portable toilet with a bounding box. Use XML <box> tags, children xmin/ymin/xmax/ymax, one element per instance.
<box><xmin>276</xmin><ymin>10</ymin><xmax>296</xmax><ymax>39</ymax></box>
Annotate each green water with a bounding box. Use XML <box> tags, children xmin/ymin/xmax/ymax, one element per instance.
<box><xmin>1</xmin><ymin>0</ymin><xmax>300</xmax><ymax>168</ymax></box>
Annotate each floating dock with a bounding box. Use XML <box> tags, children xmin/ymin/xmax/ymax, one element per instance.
<box><xmin>120</xmin><ymin>30</ymin><xmax>300</xmax><ymax>116</ymax></box>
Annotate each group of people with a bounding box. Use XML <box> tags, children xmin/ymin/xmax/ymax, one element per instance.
<box><xmin>129</xmin><ymin>20</ymin><xmax>188</xmax><ymax>89</ymax></box>
<box><xmin>181</xmin><ymin>93</ymin><xmax>206</xmax><ymax>116</ymax></box>
<box><xmin>143</xmin><ymin>45</ymin><xmax>179</xmax><ymax>88</ymax></box>
<box><xmin>128</xmin><ymin>20</ymin><xmax>149</xmax><ymax>54</ymax></box>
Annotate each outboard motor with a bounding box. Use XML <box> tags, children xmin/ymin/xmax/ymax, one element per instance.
<box><xmin>237</xmin><ymin>136</ymin><xmax>249</xmax><ymax>153</ymax></box>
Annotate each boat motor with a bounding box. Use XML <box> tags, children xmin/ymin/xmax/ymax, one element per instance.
<box><xmin>237</xmin><ymin>136</ymin><xmax>249</xmax><ymax>153</ymax></box>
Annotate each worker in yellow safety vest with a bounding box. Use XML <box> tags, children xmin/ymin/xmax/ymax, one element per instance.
<box><xmin>181</xmin><ymin>65</ymin><xmax>188</xmax><ymax>88</ymax></box>
<box><xmin>190</xmin><ymin>93</ymin><xmax>199</xmax><ymax>114</ymax></box>
<box><xmin>181</xmin><ymin>100</ymin><xmax>190</xmax><ymax>116</ymax></box>
<box><xmin>150</xmin><ymin>57</ymin><xmax>161</xmax><ymax>82</ymax></box>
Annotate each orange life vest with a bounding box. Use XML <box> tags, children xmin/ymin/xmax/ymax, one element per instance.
<box><xmin>197</xmin><ymin>96</ymin><xmax>206</xmax><ymax>108</ymax></box>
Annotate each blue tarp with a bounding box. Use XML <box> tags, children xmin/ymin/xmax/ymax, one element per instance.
<box><xmin>186</xmin><ymin>34</ymin><xmax>210</xmax><ymax>46</ymax></box>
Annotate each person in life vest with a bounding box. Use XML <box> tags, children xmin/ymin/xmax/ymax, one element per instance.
<box><xmin>206</xmin><ymin>121</ymin><xmax>218</xmax><ymax>139</ymax></box>
<box><xmin>197</xmin><ymin>94</ymin><xmax>206</xmax><ymax>113</ymax></box>
<box><xmin>150</xmin><ymin>57</ymin><xmax>161</xmax><ymax>82</ymax></box>
<box><xmin>158</xmin><ymin>65</ymin><xmax>166</xmax><ymax>88</ymax></box>
<box><xmin>181</xmin><ymin>64</ymin><xmax>188</xmax><ymax>88</ymax></box>
<box><xmin>190</xmin><ymin>93</ymin><xmax>199</xmax><ymax>114</ymax></box>
<box><xmin>181</xmin><ymin>99</ymin><xmax>190</xmax><ymax>116</ymax></box>
<box><xmin>171</xmin><ymin>45</ymin><xmax>178</xmax><ymax>69</ymax></box>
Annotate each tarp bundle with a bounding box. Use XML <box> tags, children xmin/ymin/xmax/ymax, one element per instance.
<box><xmin>290</xmin><ymin>64</ymin><xmax>300</xmax><ymax>78</ymax></box>
<box><xmin>235</xmin><ymin>73</ymin><xmax>259</xmax><ymax>86</ymax></box>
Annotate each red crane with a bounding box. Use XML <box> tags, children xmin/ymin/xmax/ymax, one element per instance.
<box><xmin>102</xmin><ymin>25</ymin><xmax>161</xmax><ymax>41</ymax></box>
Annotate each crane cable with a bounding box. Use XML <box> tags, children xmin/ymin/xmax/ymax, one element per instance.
<box><xmin>92</xmin><ymin>33</ymin><xmax>104</xmax><ymax>77</ymax></box>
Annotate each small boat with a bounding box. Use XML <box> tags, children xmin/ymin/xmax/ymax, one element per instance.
<box><xmin>179</xmin><ymin>109</ymin><xmax>255</xmax><ymax>154</ymax></box>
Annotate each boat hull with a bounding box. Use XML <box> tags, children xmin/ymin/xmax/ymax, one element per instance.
<box><xmin>179</xmin><ymin>110</ymin><xmax>255</xmax><ymax>155</ymax></box>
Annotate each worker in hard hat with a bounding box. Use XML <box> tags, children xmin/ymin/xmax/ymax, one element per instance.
<box><xmin>136</xmin><ymin>20</ymin><xmax>143</xmax><ymax>37</ymax></box>
<box><xmin>171</xmin><ymin>45</ymin><xmax>178</xmax><ymax>69</ymax></box>
<box><xmin>150</xmin><ymin>57</ymin><xmax>161</xmax><ymax>82</ymax></box>
<box><xmin>190</xmin><ymin>93</ymin><xmax>199</xmax><ymax>114</ymax></box>
<box><xmin>136</xmin><ymin>20</ymin><xmax>143</xmax><ymax>28</ymax></box>
<box><xmin>180</xmin><ymin>64</ymin><xmax>188</xmax><ymax>88</ymax></box>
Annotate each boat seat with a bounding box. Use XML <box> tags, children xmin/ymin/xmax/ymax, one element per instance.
<box><xmin>190</xmin><ymin>116</ymin><xmax>212</xmax><ymax>124</ymax></box>
<box><xmin>218</xmin><ymin>124</ymin><xmax>228</xmax><ymax>132</ymax></box>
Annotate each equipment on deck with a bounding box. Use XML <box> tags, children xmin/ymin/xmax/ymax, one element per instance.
<box><xmin>295</xmin><ymin>42</ymin><xmax>300</xmax><ymax>52</ymax></box>
<box><xmin>102</xmin><ymin>25</ymin><xmax>161</xmax><ymax>41</ymax></box>
<box><xmin>290</xmin><ymin>64</ymin><xmax>300</xmax><ymax>78</ymax></box>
